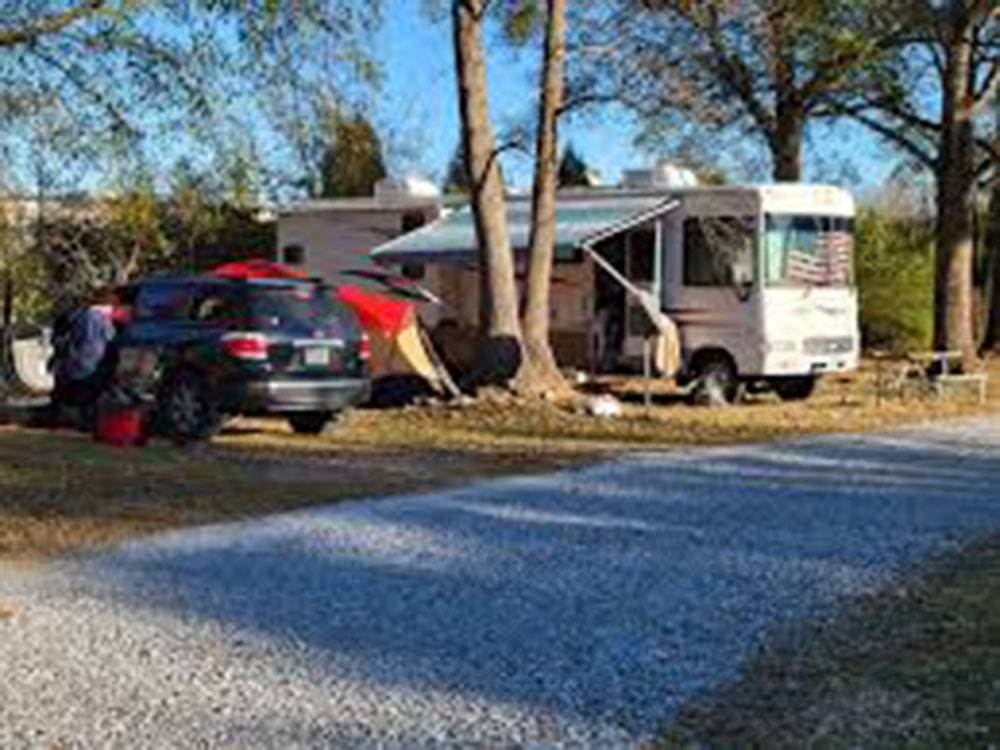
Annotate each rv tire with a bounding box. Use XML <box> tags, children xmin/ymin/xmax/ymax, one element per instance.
<box><xmin>688</xmin><ymin>352</ymin><xmax>741</xmax><ymax>406</ymax></box>
<box><xmin>773</xmin><ymin>376</ymin><xmax>817</xmax><ymax>401</ymax></box>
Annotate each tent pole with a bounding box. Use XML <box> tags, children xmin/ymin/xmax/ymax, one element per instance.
<box><xmin>653</xmin><ymin>217</ymin><xmax>663</xmax><ymax>311</ymax></box>
<box><xmin>643</xmin><ymin>336</ymin><xmax>652</xmax><ymax>409</ymax></box>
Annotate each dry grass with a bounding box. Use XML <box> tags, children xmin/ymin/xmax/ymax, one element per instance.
<box><xmin>1</xmin><ymin>358</ymin><xmax>997</xmax><ymax>562</ymax></box>
<box><xmin>0</xmin><ymin>427</ymin><xmax>584</xmax><ymax>562</ymax></box>
<box><xmin>280</xmin><ymin>358</ymin><xmax>1000</xmax><ymax>453</ymax></box>
<box><xmin>654</xmin><ymin>537</ymin><xmax>1000</xmax><ymax>749</ymax></box>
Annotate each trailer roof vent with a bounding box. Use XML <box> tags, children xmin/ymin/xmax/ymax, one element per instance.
<box><xmin>375</xmin><ymin>176</ymin><xmax>441</xmax><ymax>203</ymax></box>
<box><xmin>621</xmin><ymin>161</ymin><xmax>698</xmax><ymax>190</ymax></box>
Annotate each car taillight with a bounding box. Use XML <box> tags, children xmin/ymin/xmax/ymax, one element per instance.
<box><xmin>221</xmin><ymin>332</ymin><xmax>270</xmax><ymax>361</ymax></box>
<box><xmin>359</xmin><ymin>333</ymin><xmax>371</xmax><ymax>361</ymax></box>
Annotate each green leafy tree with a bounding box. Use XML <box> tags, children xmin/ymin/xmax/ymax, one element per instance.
<box><xmin>318</xmin><ymin>112</ymin><xmax>388</xmax><ymax>198</ymax></box>
<box><xmin>855</xmin><ymin>208</ymin><xmax>935</xmax><ymax>352</ymax></box>
<box><xmin>557</xmin><ymin>143</ymin><xmax>592</xmax><ymax>187</ymax></box>
<box><xmin>442</xmin><ymin>142</ymin><xmax>472</xmax><ymax>194</ymax></box>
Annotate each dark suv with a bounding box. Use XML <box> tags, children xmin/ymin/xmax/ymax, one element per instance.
<box><xmin>117</xmin><ymin>275</ymin><xmax>371</xmax><ymax>440</ymax></box>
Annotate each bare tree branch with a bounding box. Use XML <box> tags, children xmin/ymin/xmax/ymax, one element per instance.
<box><xmin>0</xmin><ymin>0</ymin><xmax>105</xmax><ymax>48</ymax></box>
<box><xmin>849</xmin><ymin>110</ymin><xmax>937</xmax><ymax>169</ymax></box>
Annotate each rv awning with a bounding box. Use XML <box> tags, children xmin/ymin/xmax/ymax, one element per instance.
<box><xmin>370</xmin><ymin>194</ymin><xmax>679</xmax><ymax>264</ymax></box>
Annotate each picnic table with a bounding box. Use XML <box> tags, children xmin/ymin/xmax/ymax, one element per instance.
<box><xmin>875</xmin><ymin>350</ymin><xmax>989</xmax><ymax>404</ymax></box>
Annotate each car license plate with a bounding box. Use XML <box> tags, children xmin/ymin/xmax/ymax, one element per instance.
<box><xmin>303</xmin><ymin>347</ymin><xmax>330</xmax><ymax>367</ymax></box>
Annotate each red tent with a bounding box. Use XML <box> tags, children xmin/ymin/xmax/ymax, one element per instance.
<box><xmin>335</xmin><ymin>285</ymin><xmax>414</xmax><ymax>338</ymax></box>
<box><xmin>212</xmin><ymin>259</ymin><xmax>309</xmax><ymax>280</ymax></box>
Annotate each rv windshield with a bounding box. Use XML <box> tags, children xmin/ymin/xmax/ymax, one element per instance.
<box><xmin>763</xmin><ymin>215</ymin><xmax>854</xmax><ymax>288</ymax></box>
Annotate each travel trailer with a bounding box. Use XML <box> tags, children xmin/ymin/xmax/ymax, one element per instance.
<box><xmin>370</xmin><ymin>183</ymin><xmax>860</xmax><ymax>401</ymax></box>
<box><xmin>276</xmin><ymin>177</ymin><xmax>444</xmax><ymax>280</ymax></box>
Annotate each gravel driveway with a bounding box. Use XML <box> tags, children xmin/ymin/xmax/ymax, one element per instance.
<box><xmin>2</xmin><ymin>418</ymin><xmax>1000</xmax><ymax>748</ymax></box>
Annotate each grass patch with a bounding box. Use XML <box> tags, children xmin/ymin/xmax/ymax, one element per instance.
<box><xmin>654</xmin><ymin>538</ymin><xmax>1000</xmax><ymax>749</ymax></box>
<box><xmin>1</xmin><ymin>358</ymin><xmax>997</xmax><ymax>561</ymax></box>
<box><xmin>0</xmin><ymin>427</ymin><xmax>584</xmax><ymax>561</ymax></box>
<box><xmin>283</xmin><ymin>358</ymin><xmax>1000</xmax><ymax>453</ymax></box>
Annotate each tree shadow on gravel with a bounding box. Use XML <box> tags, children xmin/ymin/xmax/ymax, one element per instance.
<box><xmin>83</xmin><ymin>425</ymin><xmax>1000</xmax><ymax>740</ymax></box>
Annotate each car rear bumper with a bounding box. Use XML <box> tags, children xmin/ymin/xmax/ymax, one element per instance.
<box><xmin>227</xmin><ymin>376</ymin><xmax>371</xmax><ymax>414</ymax></box>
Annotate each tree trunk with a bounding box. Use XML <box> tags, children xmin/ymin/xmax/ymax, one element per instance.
<box><xmin>770</xmin><ymin>98</ymin><xmax>804</xmax><ymax>182</ymax></box>
<box><xmin>0</xmin><ymin>237</ymin><xmax>11</xmax><ymax>328</ymax></box>
<box><xmin>2</xmin><ymin>269</ymin><xmax>12</xmax><ymax>328</ymax></box>
<box><xmin>452</xmin><ymin>0</ymin><xmax>524</xmax><ymax>385</ymax></box>
<box><xmin>766</xmin><ymin>17</ymin><xmax>803</xmax><ymax>184</ymax></box>
<box><xmin>516</xmin><ymin>0</ymin><xmax>568</xmax><ymax>396</ymax></box>
<box><xmin>982</xmin><ymin>176</ymin><xmax>1000</xmax><ymax>351</ymax></box>
<box><xmin>933</xmin><ymin>16</ymin><xmax>978</xmax><ymax>367</ymax></box>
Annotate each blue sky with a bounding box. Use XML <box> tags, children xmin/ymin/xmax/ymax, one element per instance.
<box><xmin>372</xmin><ymin>1</ymin><xmax>900</xmax><ymax>194</ymax></box>
<box><xmin>0</xmin><ymin>0</ymin><xmax>903</xmax><ymax>202</ymax></box>
<box><xmin>371</xmin><ymin>7</ymin><xmax>667</xmax><ymax>187</ymax></box>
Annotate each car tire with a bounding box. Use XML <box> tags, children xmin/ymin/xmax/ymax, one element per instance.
<box><xmin>688</xmin><ymin>353</ymin><xmax>741</xmax><ymax>406</ymax></box>
<box><xmin>159</xmin><ymin>371</ymin><xmax>222</xmax><ymax>443</ymax></box>
<box><xmin>773</xmin><ymin>376</ymin><xmax>817</xmax><ymax>402</ymax></box>
<box><xmin>288</xmin><ymin>410</ymin><xmax>335</xmax><ymax>435</ymax></box>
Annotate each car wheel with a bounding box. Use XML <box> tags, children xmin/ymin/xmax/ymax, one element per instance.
<box><xmin>773</xmin><ymin>376</ymin><xmax>817</xmax><ymax>401</ymax></box>
<box><xmin>159</xmin><ymin>371</ymin><xmax>221</xmax><ymax>443</ymax></box>
<box><xmin>288</xmin><ymin>411</ymin><xmax>335</xmax><ymax>435</ymax></box>
<box><xmin>688</xmin><ymin>353</ymin><xmax>741</xmax><ymax>406</ymax></box>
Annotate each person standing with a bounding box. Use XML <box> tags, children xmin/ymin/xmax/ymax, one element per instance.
<box><xmin>50</xmin><ymin>288</ymin><xmax>118</xmax><ymax>425</ymax></box>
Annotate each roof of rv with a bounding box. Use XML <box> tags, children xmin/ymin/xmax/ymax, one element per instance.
<box><xmin>280</xmin><ymin>194</ymin><xmax>465</xmax><ymax>216</ymax></box>
<box><xmin>369</xmin><ymin>184</ymin><xmax>854</xmax><ymax>264</ymax></box>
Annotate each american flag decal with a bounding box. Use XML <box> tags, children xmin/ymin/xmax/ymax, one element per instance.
<box><xmin>787</xmin><ymin>231</ymin><xmax>853</xmax><ymax>286</ymax></box>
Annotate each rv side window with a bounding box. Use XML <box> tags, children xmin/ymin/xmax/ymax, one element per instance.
<box><xmin>626</xmin><ymin>229</ymin><xmax>656</xmax><ymax>282</ymax></box>
<box><xmin>282</xmin><ymin>244</ymin><xmax>306</xmax><ymax>266</ymax></box>
<box><xmin>401</xmin><ymin>263</ymin><xmax>425</xmax><ymax>280</ymax></box>
<box><xmin>683</xmin><ymin>217</ymin><xmax>755</xmax><ymax>287</ymax></box>
<box><xmin>401</xmin><ymin>212</ymin><xmax>426</xmax><ymax>234</ymax></box>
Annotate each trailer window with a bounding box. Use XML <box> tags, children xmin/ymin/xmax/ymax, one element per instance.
<box><xmin>683</xmin><ymin>217</ymin><xmax>755</xmax><ymax>287</ymax></box>
<box><xmin>764</xmin><ymin>215</ymin><xmax>854</xmax><ymax>287</ymax></box>
<box><xmin>627</xmin><ymin>229</ymin><xmax>656</xmax><ymax>282</ymax></box>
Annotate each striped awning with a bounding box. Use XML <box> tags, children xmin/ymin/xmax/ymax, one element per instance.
<box><xmin>370</xmin><ymin>193</ymin><xmax>678</xmax><ymax>264</ymax></box>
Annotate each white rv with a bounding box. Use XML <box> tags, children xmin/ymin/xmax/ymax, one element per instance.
<box><xmin>647</xmin><ymin>183</ymin><xmax>858</xmax><ymax>401</ymax></box>
<box><xmin>370</xmin><ymin>183</ymin><xmax>860</xmax><ymax>401</ymax></box>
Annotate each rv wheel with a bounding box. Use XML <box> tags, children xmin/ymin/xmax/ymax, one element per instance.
<box><xmin>688</xmin><ymin>353</ymin><xmax>741</xmax><ymax>406</ymax></box>
<box><xmin>773</xmin><ymin>376</ymin><xmax>817</xmax><ymax>401</ymax></box>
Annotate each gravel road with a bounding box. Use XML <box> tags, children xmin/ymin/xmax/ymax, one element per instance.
<box><xmin>2</xmin><ymin>418</ymin><xmax>1000</xmax><ymax>748</ymax></box>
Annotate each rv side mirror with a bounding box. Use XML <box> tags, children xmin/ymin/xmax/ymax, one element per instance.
<box><xmin>730</xmin><ymin>262</ymin><xmax>753</xmax><ymax>301</ymax></box>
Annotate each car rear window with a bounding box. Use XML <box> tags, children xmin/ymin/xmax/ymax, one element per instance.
<box><xmin>135</xmin><ymin>284</ymin><xmax>193</xmax><ymax>321</ymax></box>
<box><xmin>247</xmin><ymin>285</ymin><xmax>351</xmax><ymax>331</ymax></box>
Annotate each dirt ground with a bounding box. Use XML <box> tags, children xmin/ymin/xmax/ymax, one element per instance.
<box><xmin>1</xmin><ymin>357</ymin><xmax>998</xmax><ymax>561</ymax></box>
